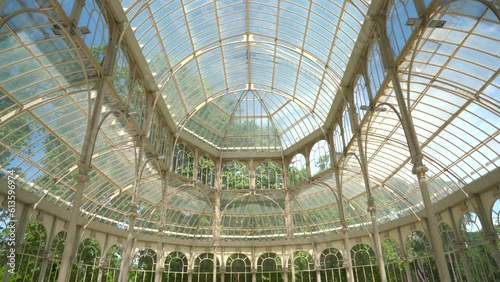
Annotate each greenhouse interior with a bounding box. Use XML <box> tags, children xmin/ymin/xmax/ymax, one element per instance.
<box><xmin>0</xmin><ymin>0</ymin><xmax>499</xmax><ymax>281</ymax></box>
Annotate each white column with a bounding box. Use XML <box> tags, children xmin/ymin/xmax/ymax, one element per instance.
<box><xmin>154</xmin><ymin>241</ymin><xmax>164</xmax><ymax>282</ymax></box>
<box><xmin>96</xmin><ymin>233</ymin><xmax>109</xmax><ymax>282</ymax></box>
<box><xmin>448</xmin><ymin>209</ymin><xmax>473</xmax><ymax>282</ymax></box>
<box><xmin>38</xmin><ymin>215</ymin><xmax>57</xmax><ymax>282</ymax></box>
<box><xmin>374</xmin><ymin>16</ymin><xmax>452</xmax><ymax>282</ymax></box>
<box><xmin>343</xmin><ymin>228</ymin><xmax>355</xmax><ymax>282</ymax></box>
<box><xmin>397</xmin><ymin>227</ymin><xmax>412</xmax><ymax>282</ymax></box>
<box><xmin>56</xmin><ymin>11</ymin><xmax>119</xmax><ymax>280</ymax></box>
<box><xmin>212</xmin><ymin>246</ymin><xmax>218</xmax><ymax>282</ymax></box>
<box><xmin>283</xmin><ymin>267</ymin><xmax>289</xmax><ymax>282</ymax></box>
<box><xmin>118</xmin><ymin>212</ymin><xmax>136</xmax><ymax>282</ymax></box>
<box><xmin>57</xmin><ymin>175</ymin><xmax>86</xmax><ymax>282</ymax></box>
<box><xmin>346</xmin><ymin>88</ymin><xmax>387</xmax><ymax>282</ymax></box>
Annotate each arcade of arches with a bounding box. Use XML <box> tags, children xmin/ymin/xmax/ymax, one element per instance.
<box><xmin>0</xmin><ymin>0</ymin><xmax>499</xmax><ymax>281</ymax></box>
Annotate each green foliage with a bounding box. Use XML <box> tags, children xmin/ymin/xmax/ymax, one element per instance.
<box><xmin>289</xmin><ymin>166</ymin><xmax>307</xmax><ymax>187</ymax></box>
<box><xmin>382</xmin><ymin>239</ymin><xmax>406</xmax><ymax>282</ymax></box>
<box><xmin>0</xmin><ymin>113</ymin><xmax>34</xmax><ymax>168</ymax></box>
<box><xmin>198</xmin><ymin>156</ymin><xmax>215</xmax><ymax>187</ymax></box>
<box><xmin>173</xmin><ymin>144</ymin><xmax>194</xmax><ymax>179</ymax></box>
<box><xmin>287</xmin><ymin>251</ymin><xmax>316</xmax><ymax>282</ymax></box>
<box><xmin>316</xmin><ymin>154</ymin><xmax>331</xmax><ymax>173</ymax></box>
<box><xmin>69</xmin><ymin>238</ymin><xmax>101</xmax><ymax>282</ymax></box>
<box><xmin>102</xmin><ymin>245</ymin><xmax>122</xmax><ymax>282</ymax></box>
<box><xmin>255</xmin><ymin>161</ymin><xmax>283</xmax><ymax>189</ymax></box>
<box><xmin>130</xmin><ymin>249</ymin><xmax>157</xmax><ymax>282</ymax></box>
<box><xmin>89</xmin><ymin>45</ymin><xmax>107</xmax><ymax>66</ymax></box>
<box><xmin>222</xmin><ymin>162</ymin><xmax>249</xmax><ymax>190</ymax></box>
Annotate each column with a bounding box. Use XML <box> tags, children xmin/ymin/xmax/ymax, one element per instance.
<box><xmin>154</xmin><ymin>241</ymin><xmax>164</xmax><ymax>282</ymax></box>
<box><xmin>249</xmin><ymin>160</ymin><xmax>256</xmax><ymax>189</ymax></box>
<box><xmin>57</xmin><ymin>173</ymin><xmax>87</xmax><ymax>282</ymax></box>
<box><xmin>397</xmin><ymin>227</ymin><xmax>412</xmax><ymax>282</ymax></box>
<box><xmin>283</xmin><ymin>267</ymin><xmax>289</xmax><ymax>282</ymax></box>
<box><xmin>155</xmin><ymin>169</ymin><xmax>168</xmax><ymax>282</ymax></box>
<box><xmin>212</xmin><ymin>246</ymin><xmax>218</xmax><ymax>282</ymax></box>
<box><xmin>251</xmin><ymin>247</ymin><xmax>256</xmax><ymax>282</ymax></box>
<box><xmin>374</xmin><ymin>15</ymin><xmax>451</xmax><ymax>281</ymax></box>
<box><xmin>119</xmin><ymin>78</ymin><xmax>156</xmax><ymax>282</ymax></box>
<box><xmin>283</xmin><ymin>158</ymin><xmax>294</xmax><ymax>241</ymax></box>
<box><xmin>57</xmin><ymin>12</ymin><xmax>119</xmax><ymax>281</ymax></box>
<box><xmin>188</xmin><ymin>248</ymin><xmax>194</xmax><ymax>282</ymax></box>
<box><xmin>343</xmin><ymin>228</ymin><xmax>355</xmax><ymax>282</ymax></box>
<box><xmin>448</xmin><ymin>209</ymin><xmax>473</xmax><ymax>282</ymax></box>
<box><xmin>332</xmin><ymin>162</ymin><xmax>354</xmax><ymax>281</ymax></box>
<box><xmin>312</xmin><ymin>244</ymin><xmax>321</xmax><ymax>282</ymax></box>
<box><xmin>118</xmin><ymin>212</ymin><xmax>136</xmax><ymax>282</ymax></box>
<box><xmin>96</xmin><ymin>234</ymin><xmax>109</xmax><ymax>282</ymax></box>
<box><xmin>220</xmin><ymin>248</ymin><xmax>225</xmax><ymax>282</ymax></box>
<box><xmin>38</xmin><ymin>215</ymin><xmax>58</xmax><ymax>282</ymax></box>
<box><xmin>346</xmin><ymin>87</ymin><xmax>387</xmax><ymax>282</ymax></box>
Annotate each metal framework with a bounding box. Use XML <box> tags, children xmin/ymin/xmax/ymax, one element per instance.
<box><xmin>0</xmin><ymin>0</ymin><xmax>499</xmax><ymax>281</ymax></box>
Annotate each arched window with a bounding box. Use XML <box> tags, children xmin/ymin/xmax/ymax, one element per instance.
<box><xmin>289</xmin><ymin>154</ymin><xmax>307</xmax><ymax>187</ymax></box>
<box><xmin>382</xmin><ymin>238</ymin><xmax>405</xmax><ymax>282</ymax></box>
<box><xmin>222</xmin><ymin>161</ymin><xmax>249</xmax><ymax>190</ymax></box>
<box><xmin>386</xmin><ymin>0</ymin><xmax>418</xmax><ymax>56</ymax></box>
<box><xmin>342</xmin><ymin>107</ymin><xmax>352</xmax><ymax>147</ymax></box>
<box><xmin>44</xmin><ymin>231</ymin><xmax>66</xmax><ymax>281</ymax></box>
<box><xmin>198</xmin><ymin>156</ymin><xmax>215</xmax><ymax>188</ymax></box>
<box><xmin>194</xmin><ymin>253</ymin><xmax>220</xmax><ymax>282</ymax></box>
<box><xmin>173</xmin><ymin>143</ymin><xmax>195</xmax><ymax>179</ymax></box>
<box><xmin>17</xmin><ymin>220</ymin><xmax>46</xmax><ymax>282</ymax></box>
<box><xmin>150</xmin><ymin>111</ymin><xmax>170</xmax><ymax>159</ymax></box>
<box><xmin>405</xmin><ymin>231</ymin><xmax>438</xmax><ymax>281</ymax></box>
<box><xmin>255</xmin><ymin>161</ymin><xmax>283</xmax><ymax>189</ymax></box>
<box><xmin>257</xmin><ymin>252</ymin><xmax>282</xmax><ymax>282</ymax></box>
<box><xmin>333</xmin><ymin>124</ymin><xmax>344</xmax><ymax>155</ymax></box>
<box><xmin>289</xmin><ymin>251</ymin><xmax>315</xmax><ymax>282</ymax></box>
<box><xmin>131</xmin><ymin>249</ymin><xmax>157</xmax><ymax>282</ymax></box>
<box><xmin>354</xmin><ymin>75</ymin><xmax>371</xmax><ymax>121</ymax></box>
<box><xmin>351</xmin><ymin>244</ymin><xmax>380</xmax><ymax>282</ymax></box>
<box><xmin>320</xmin><ymin>248</ymin><xmax>345</xmax><ymax>281</ymax></box>
<box><xmin>164</xmin><ymin>251</ymin><xmax>188</xmax><ymax>282</ymax></box>
<box><xmin>113</xmin><ymin>47</ymin><xmax>130</xmax><ymax>104</ymax></box>
<box><xmin>78</xmin><ymin>0</ymin><xmax>109</xmax><ymax>65</ymax></box>
<box><xmin>225</xmin><ymin>253</ymin><xmax>252</xmax><ymax>281</ymax></box>
<box><xmin>310</xmin><ymin>140</ymin><xmax>331</xmax><ymax>176</ymax></box>
<box><xmin>439</xmin><ymin>223</ymin><xmax>465</xmax><ymax>281</ymax></box>
<box><xmin>70</xmin><ymin>238</ymin><xmax>101</xmax><ymax>282</ymax></box>
<box><xmin>366</xmin><ymin>41</ymin><xmax>386</xmax><ymax>97</ymax></box>
<box><xmin>129</xmin><ymin>78</ymin><xmax>145</xmax><ymax>126</ymax></box>
<box><xmin>460</xmin><ymin>211</ymin><xmax>500</xmax><ymax>281</ymax></box>
<box><xmin>102</xmin><ymin>245</ymin><xmax>122</xmax><ymax>282</ymax></box>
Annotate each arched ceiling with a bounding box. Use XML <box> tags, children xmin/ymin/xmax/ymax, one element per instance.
<box><xmin>121</xmin><ymin>0</ymin><xmax>368</xmax><ymax>151</ymax></box>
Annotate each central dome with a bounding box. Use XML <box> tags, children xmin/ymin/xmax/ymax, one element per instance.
<box><xmin>183</xmin><ymin>87</ymin><xmax>323</xmax><ymax>151</ymax></box>
<box><xmin>126</xmin><ymin>0</ymin><xmax>362</xmax><ymax>152</ymax></box>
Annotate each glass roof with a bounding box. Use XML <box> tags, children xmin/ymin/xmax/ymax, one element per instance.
<box><xmin>122</xmin><ymin>0</ymin><xmax>367</xmax><ymax>151</ymax></box>
<box><xmin>0</xmin><ymin>0</ymin><xmax>499</xmax><ymax>242</ymax></box>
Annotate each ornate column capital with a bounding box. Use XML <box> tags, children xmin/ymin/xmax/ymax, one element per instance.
<box><xmin>412</xmin><ymin>165</ymin><xmax>428</xmax><ymax>175</ymax></box>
